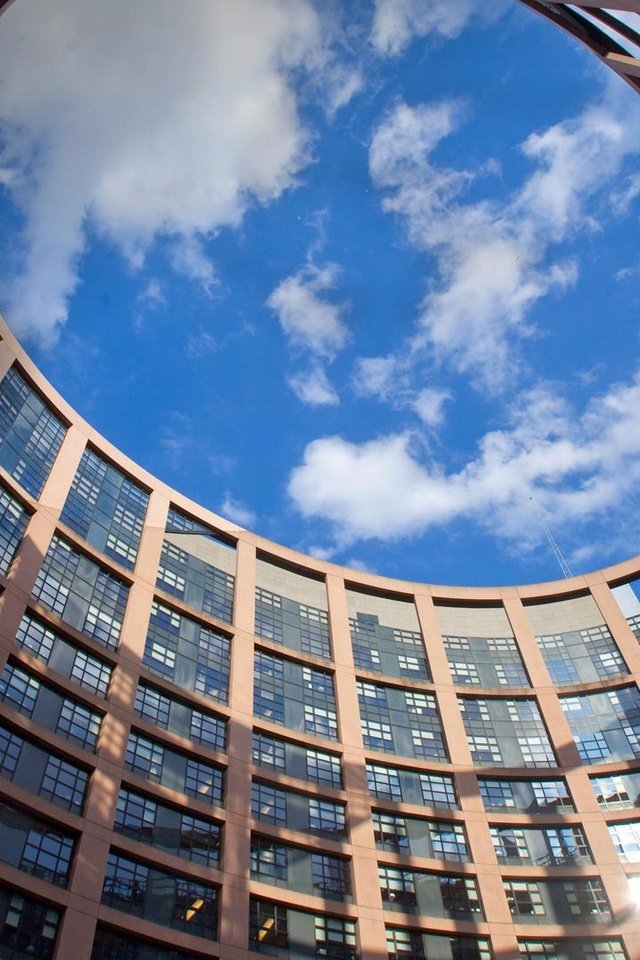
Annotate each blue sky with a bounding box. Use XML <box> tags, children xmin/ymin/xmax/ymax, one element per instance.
<box><xmin>1</xmin><ymin>0</ymin><xmax>640</xmax><ymax>587</ymax></box>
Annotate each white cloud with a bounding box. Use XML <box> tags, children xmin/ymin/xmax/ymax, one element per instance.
<box><xmin>370</xmin><ymin>0</ymin><xmax>508</xmax><ymax>56</ymax></box>
<box><xmin>185</xmin><ymin>330</ymin><xmax>218</xmax><ymax>360</ymax></box>
<box><xmin>288</xmin><ymin>366</ymin><xmax>339</xmax><ymax>406</ymax></box>
<box><xmin>219</xmin><ymin>493</ymin><xmax>256</xmax><ymax>528</ymax></box>
<box><xmin>137</xmin><ymin>279</ymin><xmax>166</xmax><ymax>310</ymax></box>
<box><xmin>367</xmin><ymin>86</ymin><xmax>640</xmax><ymax>390</ymax></box>
<box><xmin>168</xmin><ymin>238</ymin><xmax>218</xmax><ymax>296</ymax></box>
<box><xmin>0</xmin><ymin>0</ymin><xmax>357</xmax><ymax>344</ymax></box>
<box><xmin>267</xmin><ymin>263</ymin><xmax>349</xmax><ymax>358</ymax></box>
<box><xmin>288</xmin><ymin>373</ymin><xmax>640</xmax><ymax>553</ymax></box>
<box><xmin>412</xmin><ymin>387</ymin><xmax>451</xmax><ymax>427</ymax></box>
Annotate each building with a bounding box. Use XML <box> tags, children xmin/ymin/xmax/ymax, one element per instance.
<box><xmin>1</xmin><ymin>4</ymin><xmax>640</xmax><ymax>960</ymax></box>
<box><xmin>1</xmin><ymin>314</ymin><xmax>640</xmax><ymax>960</ymax></box>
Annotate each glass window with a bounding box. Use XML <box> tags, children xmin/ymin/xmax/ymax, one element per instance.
<box><xmin>504</xmin><ymin>880</ymin><xmax>545</xmax><ymax>918</ymax></box>
<box><xmin>255</xmin><ymin>586</ymin><xmax>331</xmax><ymax>659</ymax></box>
<box><xmin>249</xmin><ymin>899</ymin><xmax>288</xmax><ymax>952</ymax></box>
<box><xmin>0</xmin><ymin>484</ymin><xmax>29</xmax><ymax>575</ymax></box>
<box><xmin>159</xmin><ymin>507</ymin><xmax>235</xmax><ymax>623</ymax></box>
<box><xmin>40</xmin><ymin>754</ymin><xmax>88</xmax><ymax>814</ymax></box>
<box><xmin>252</xmin><ymin>781</ymin><xmax>287</xmax><ymax>826</ymax></box>
<box><xmin>190</xmin><ymin>709</ymin><xmax>226</xmax><ymax>751</ymax></box>
<box><xmin>518</xmin><ymin>940</ymin><xmax>626</xmax><ymax>960</ymax></box>
<box><xmin>102</xmin><ymin>851</ymin><xmax>218</xmax><ymax>938</ymax></box>
<box><xmin>379</xmin><ymin>866</ymin><xmax>417</xmax><ymax>907</ymax></box>
<box><xmin>56</xmin><ymin>699</ymin><xmax>101</xmax><ymax>751</ymax></box>
<box><xmin>306</xmin><ymin>749</ymin><xmax>342</xmax><ymax>788</ymax></box>
<box><xmin>562</xmin><ymin>686</ymin><xmax>640</xmax><ymax>764</ymax></box>
<box><xmin>252</xmin><ymin>732</ymin><xmax>286</xmax><ymax>772</ymax></box>
<box><xmin>314</xmin><ymin>914</ymin><xmax>356</xmax><ymax>959</ymax></box>
<box><xmin>184</xmin><ymin>757</ymin><xmax>223</xmax><ymax>804</ymax></box>
<box><xmin>114</xmin><ymin>788</ymin><xmax>157</xmax><ymax>840</ymax></box>
<box><xmin>608</xmin><ymin>821</ymin><xmax>640</xmax><ymax>862</ymax></box>
<box><xmin>0</xmin><ymin>366</ymin><xmax>66</xmax><ymax>497</ymax></box>
<box><xmin>372</xmin><ymin>812</ymin><xmax>410</xmax><ymax>853</ymax></box>
<box><xmin>250</xmin><ymin>837</ymin><xmax>288</xmax><ymax>881</ymax></box>
<box><xmin>32</xmin><ymin>536</ymin><xmax>128</xmax><ymax>649</ymax></box>
<box><xmin>0</xmin><ymin>888</ymin><xmax>60</xmax><ymax>960</ymax></box>
<box><xmin>430</xmin><ymin>822</ymin><xmax>469</xmax><ymax>861</ymax></box>
<box><xmin>125</xmin><ymin>732</ymin><xmax>165</xmax><ymax>782</ymax></box>
<box><xmin>0</xmin><ymin>662</ymin><xmax>39</xmax><ymax>716</ymax></box>
<box><xmin>70</xmin><ymin>649</ymin><xmax>112</xmax><ymax>697</ymax></box>
<box><xmin>309</xmin><ymin>797</ymin><xmax>346</xmax><ymax>835</ymax></box>
<box><xmin>134</xmin><ymin>684</ymin><xmax>171</xmax><ymax>728</ymax></box>
<box><xmin>60</xmin><ymin>447</ymin><xmax>148</xmax><ymax>569</ymax></box>
<box><xmin>0</xmin><ymin>800</ymin><xmax>75</xmax><ymax>887</ymax></box>
<box><xmin>311</xmin><ymin>853</ymin><xmax>351</xmax><ymax>898</ymax></box>
<box><xmin>0</xmin><ymin>725</ymin><xmax>23</xmax><ymax>778</ymax></box>
<box><xmin>420</xmin><ymin>773</ymin><xmax>457</xmax><ymax>809</ymax></box>
<box><xmin>91</xmin><ymin>925</ymin><xmax>204</xmax><ymax>960</ymax></box>
<box><xmin>143</xmin><ymin>600</ymin><xmax>230</xmax><ymax>703</ymax></box>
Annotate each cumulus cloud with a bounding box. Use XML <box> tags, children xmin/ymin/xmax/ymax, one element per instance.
<box><xmin>267</xmin><ymin>263</ymin><xmax>349</xmax><ymax>358</ymax></box>
<box><xmin>219</xmin><ymin>493</ymin><xmax>256</xmax><ymax>529</ymax></box>
<box><xmin>0</xmin><ymin>0</ymin><xmax>358</xmax><ymax>344</ymax></box>
<box><xmin>289</xmin><ymin>372</ymin><xmax>640</xmax><ymax>553</ymax></box>
<box><xmin>367</xmin><ymin>87</ymin><xmax>640</xmax><ymax>390</ymax></box>
<box><xmin>370</xmin><ymin>0</ymin><xmax>508</xmax><ymax>56</ymax></box>
<box><xmin>288</xmin><ymin>365</ymin><xmax>339</xmax><ymax>406</ymax></box>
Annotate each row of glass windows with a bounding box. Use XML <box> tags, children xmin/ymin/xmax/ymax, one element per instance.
<box><xmin>0</xmin><ymin>886</ymin><xmax>629</xmax><ymax>960</ymax></box>
<box><xmin>158</xmin><ymin>507</ymin><xmax>235</xmax><ymax>623</ymax></box>
<box><xmin>378</xmin><ymin>870</ymin><xmax>610</xmax><ymax>924</ymax></box>
<box><xmin>252</xmin><ymin>780</ymin><xmax>346</xmax><ymax>838</ymax></box>
<box><xmin>134</xmin><ymin>681</ymin><xmax>227</xmax><ymax>753</ymax></box>
<box><xmin>60</xmin><ymin>446</ymin><xmax>148</xmax><ymax>570</ymax></box>
<box><xmin>0</xmin><ymin>366</ymin><xmax>66</xmax><ymax>498</ymax></box>
<box><xmin>254</xmin><ymin>651</ymin><xmax>337</xmax><ymax>740</ymax></box>
<box><xmin>0</xmin><ymin>721</ymin><xmax>88</xmax><ymax>814</ymax></box>
<box><xmin>143</xmin><ymin>599</ymin><xmax>230</xmax><ymax>704</ymax></box>
<box><xmin>114</xmin><ymin>786</ymin><xmax>222</xmax><ymax>867</ymax></box>
<box><xmin>125</xmin><ymin>730</ymin><xmax>224</xmax><ymax>805</ymax></box>
<box><xmin>21</xmin><ymin>543</ymin><xmax>640</xmax><ymax>777</ymax></box>
<box><xmin>0</xmin><ymin>482</ymin><xmax>29</xmax><ymax>576</ymax></box>
<box><xmin>357</xmin><ymin>681</ymin><xmax>447</xmax><ymax>761</ymax></box>
<box><xmin>250</xmin><ymin>837</ymin><xmax>351</xmax><ymax>900</ymax></box>
<box><xmin>0</xmin><ymin>660</ymin><xmax>102</xmax><ymax>751</ymax></box>
<box><xmin>16</xmin><ymin>611</ymin><xmax>113</xmax><ymax>698</ymax></box>
<box><xmin>0</xmin><ymin>799</ymin><xmax>75</xmax><ymax>887</ymax></box>
<box><xmin>102</xmin><ymin>851</ymin><xmax>218</xmax><ymax>940</ymax></box>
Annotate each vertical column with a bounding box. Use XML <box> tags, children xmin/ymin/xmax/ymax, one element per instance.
<box><xmin>417</xmin><ymin>594</ymin><xmax>519</xmax><ymax>960</ymax></box>
<box><xmin>52</xmin><ymin>489</ymin><xmax>168</xmax><ymax>960</ymax></box>
<box><xmin>218</xmin><ymin>536</ymin><xmax>256</xmax><ymax>960</ymax></box>
<box><xmin>326</xmin><ymin>574</ymin><xmax>386</xmax><ymax>960</ymax></box>
<box><xmin>590</xmin><ymin>579</ymin><xmax>640</xmax><ymax>676</ymax></box>
<box><xmin>504</xmin><ymin>594</ymin><xmax>633</xmax><ymax>929</ymax></box>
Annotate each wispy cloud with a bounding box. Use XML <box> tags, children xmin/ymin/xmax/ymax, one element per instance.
<box><xmin>219</xmin><ymin>492</ymin><xmax>256</xmax><ymax>528</ymax></box>
<box><xmin>366</xmin><ymin>85</ymin><xmax>640</xmax><ymax>391</ymax></box>
<box><xmin>370</xmin><ymin>0</ymin><xmax>508</xmax><ymax>56</ymax></box>
<box><xmin>288</xmin><ymin>365</ymin><xmax>339</xmax><ymax>406</ymax></box>
<box><xmin>0</xmin><ymin>0</ymin><xmax>359</xmax><ymax>345</ymax></box>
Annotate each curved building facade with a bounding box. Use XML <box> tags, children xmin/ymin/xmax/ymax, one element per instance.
<box><xmin>0</xmin><ymin>319</ymin><xmax>639</xmax><ymax>960</ymax></box>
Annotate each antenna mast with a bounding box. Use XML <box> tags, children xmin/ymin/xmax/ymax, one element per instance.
<box><xmin>529</xmin><ymin>496</ymin><xmax>573</xmax><ymax>579</ymax></box>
